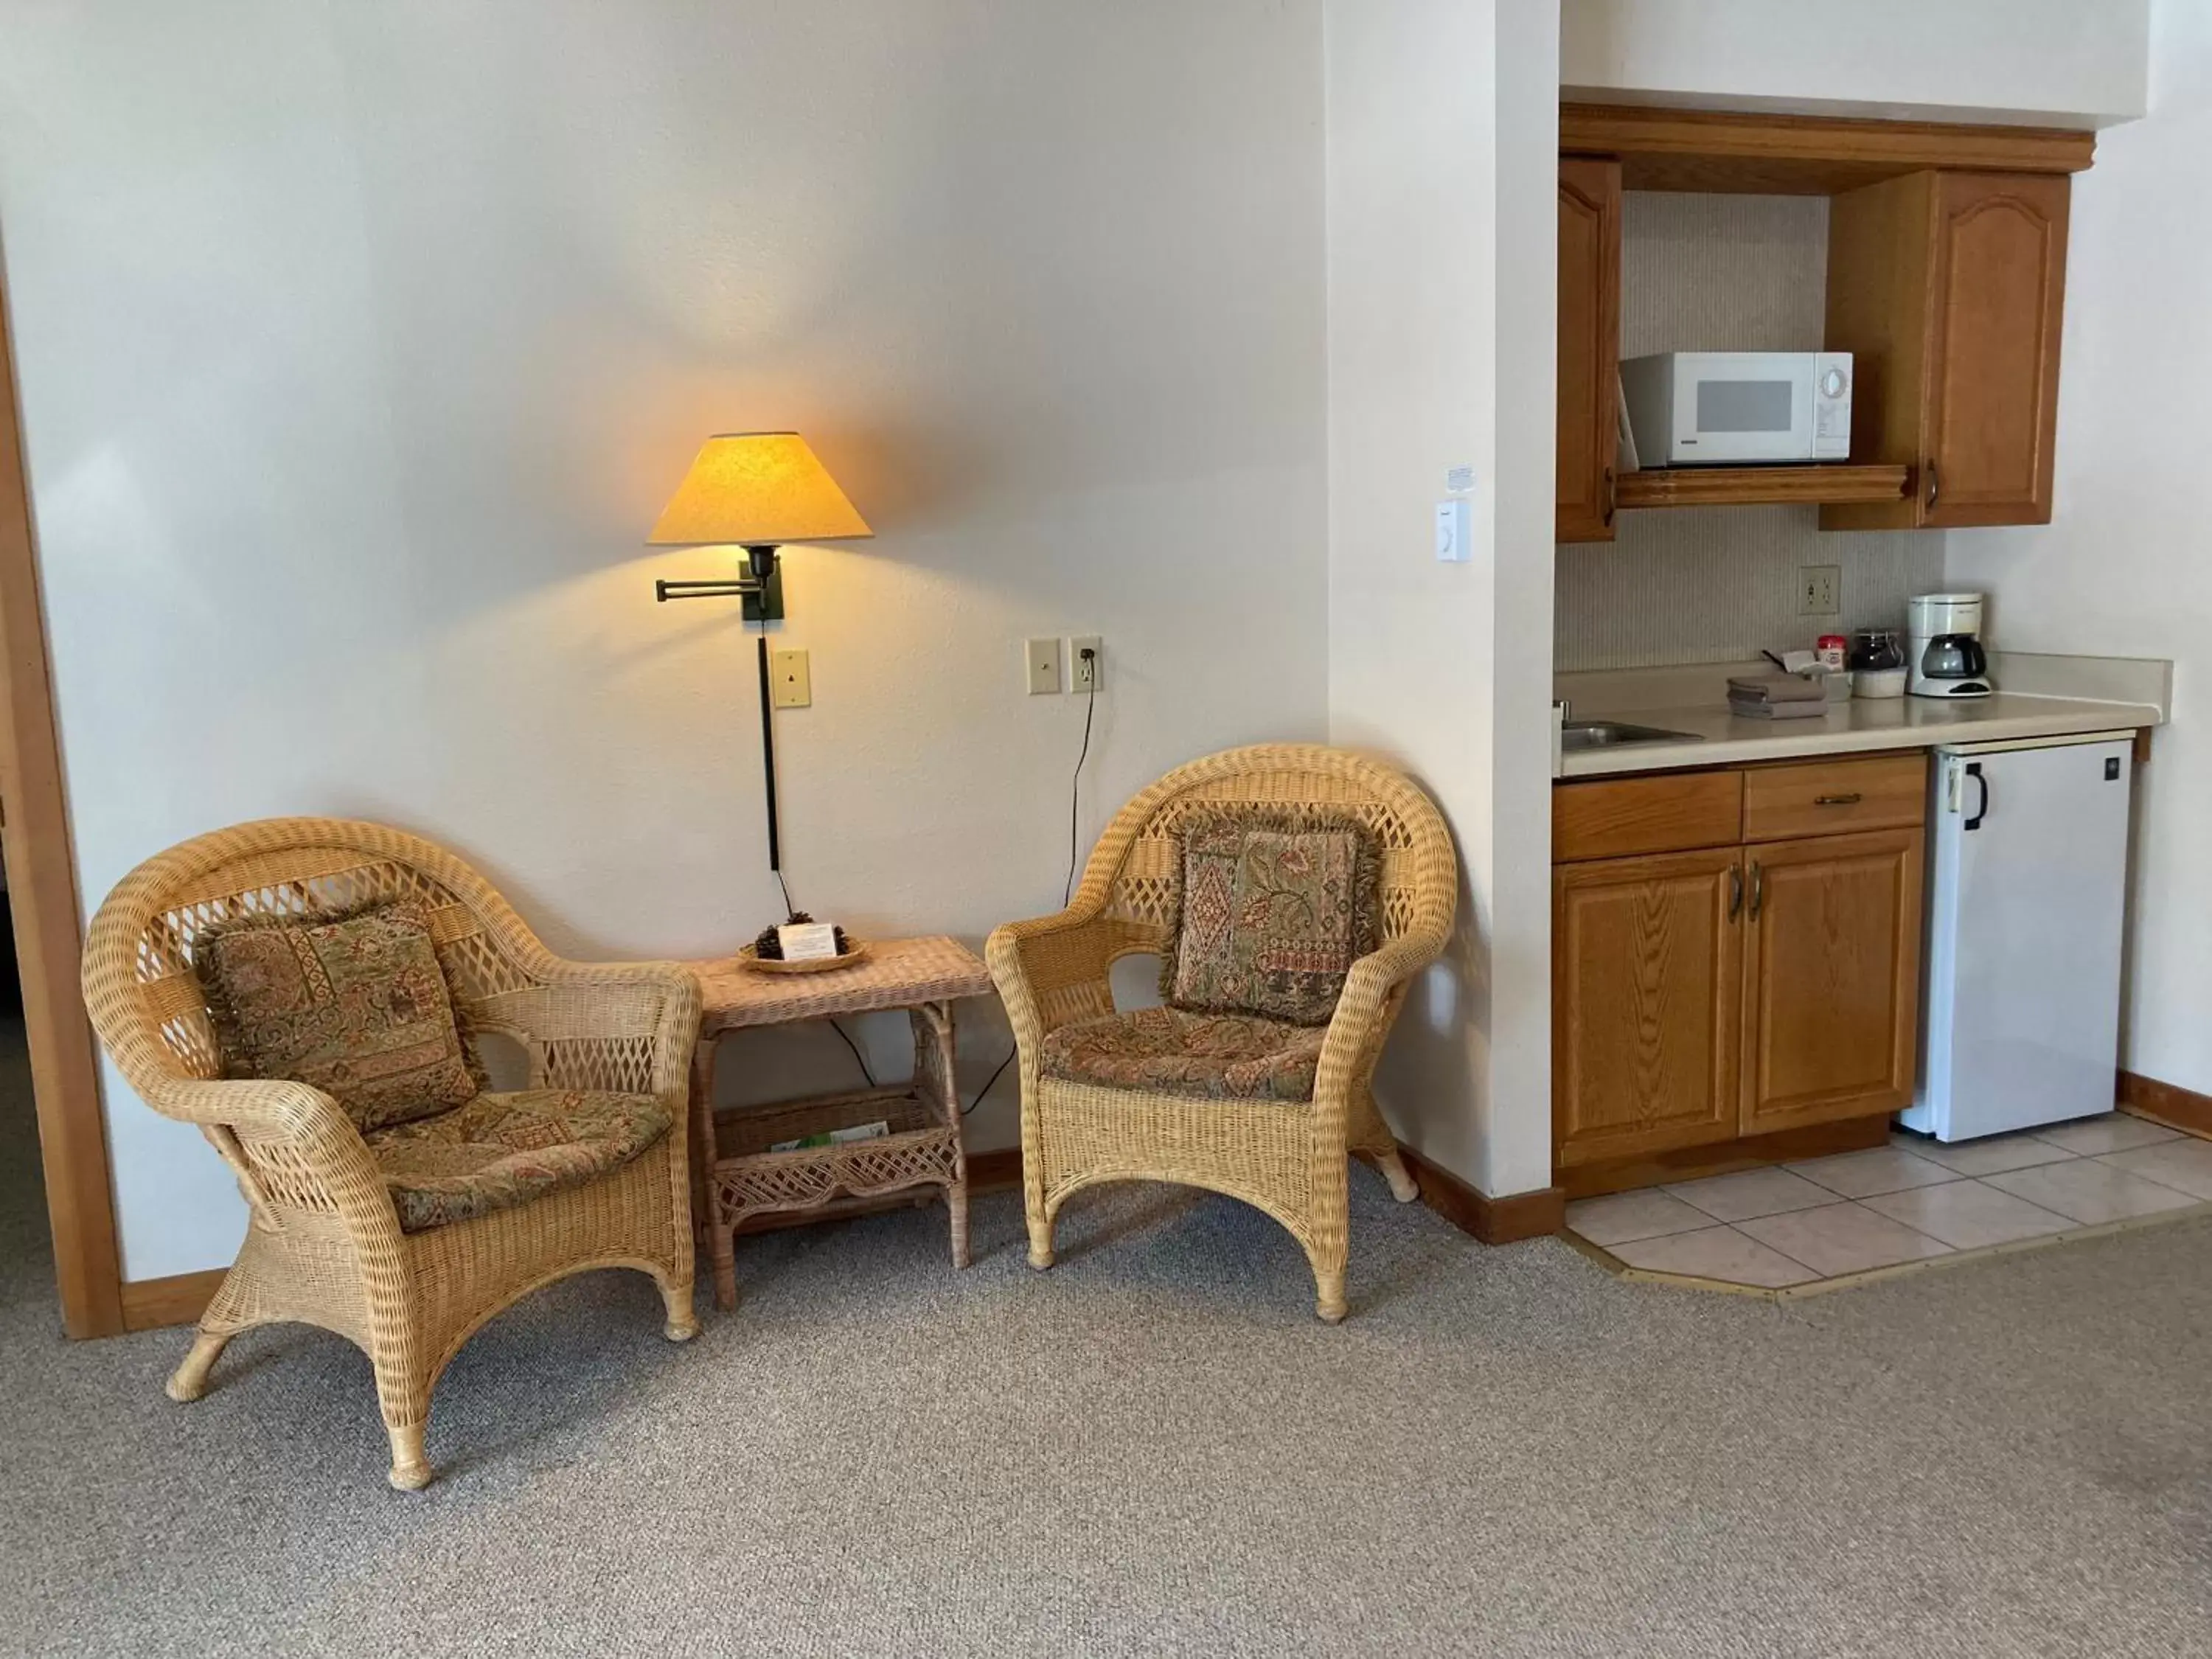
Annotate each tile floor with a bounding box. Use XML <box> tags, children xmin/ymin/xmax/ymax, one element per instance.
<box><xmin>1565</xmin><ymin>1111</ymin><xmax>2212</xmax><ymax>1294</ymax></box>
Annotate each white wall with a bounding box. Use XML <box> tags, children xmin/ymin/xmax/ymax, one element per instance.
<box><xmin>1946</xmin><ymin>0</ymin><xmax>2209</xmax><ymax>1096</ymax></box>
<box><xmin>1562</xmin><ymin>0</ymin><xmax>2149</xmax><ymax>128</ymax></box>
<box><xmin>0</xmin><ymin>0</ymin><xmax>1331</xmax><ymax>1279</ymax></box>
<box><xmin>1324</xmin><ymin>0</ymin><xmax>1557</xmax><ymax>1199</ymax></box>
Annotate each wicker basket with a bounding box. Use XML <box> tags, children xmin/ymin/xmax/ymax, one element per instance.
<box><xmin>736</xmin><ymin>939</ymin><xmax>872</xmax><ymax>975</ymax></box>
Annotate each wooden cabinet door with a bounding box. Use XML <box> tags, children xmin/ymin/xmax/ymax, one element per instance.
<box><xmin>1921</xmin><ymin>172</ymin><xmax>2069</xmax><ymax>527</ymax></box>
<box><xmin>1554</xmin><ymin>848</ymin><xmax>1743</xmax><ymax>1167</ymax></box>
<box><xmin>1557</xmin><ymin>157</ymin><xmax>1621</xmax><ymax>544</ymax></box>
<box><xmin>1740</xmin><ymin>829</ymin><xmax>1924</xmax><ymax>1136</ymax></box>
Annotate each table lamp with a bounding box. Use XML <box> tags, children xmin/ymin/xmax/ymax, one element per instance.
<box><xmin>648</xmin><ymin>431</ymin><xmax>873</xmax><ymax>879</ymax></box>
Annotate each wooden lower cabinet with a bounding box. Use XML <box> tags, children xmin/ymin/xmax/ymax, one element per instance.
<box><xmin>1553</xmin><ymin>848</ymin><xmax>1742</xmax><ymax>1168</ymax></box>
<box><xmin>1553</xmin><ymin>757</ymin><xmax>1929</xmax><ymax>1174</ymax></box>
<box><xmin>1740</xmin><ymin>828</ymin><xmax>1924</xmax><ymax>1135</ymax></box>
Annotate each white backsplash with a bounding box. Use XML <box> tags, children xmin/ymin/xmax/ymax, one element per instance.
<box><xmin>1557</xmin><ymin>192</ymin><xmax>1943</xmax><ymax>672</ymax></box>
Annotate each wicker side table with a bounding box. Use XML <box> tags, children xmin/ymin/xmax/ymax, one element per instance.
<box><xmin>687</xmin><ymin>936</ymin><xmax>995</xmax><ymax>1310</ymax></box>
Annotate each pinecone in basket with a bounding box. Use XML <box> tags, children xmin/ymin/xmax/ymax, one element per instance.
<box><xmin>753</xmin><ymin>912</ymin><xmax>852</xmax><ymax>959</ymax></box>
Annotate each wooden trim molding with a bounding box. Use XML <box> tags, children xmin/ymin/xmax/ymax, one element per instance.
<box><xmin>1394</xmin><ymin>1147</ymin><xmax>1565</xmax><ymax>1245</ymax></box>
<box><xmin>119</xmin><ymin>1267</ymin><xmax>225</xmax><ymax>1333</ymax></box>
<box><xmin>1</xmin><ymin>262</ymin><xmax>124</xmax><ymax>1338</ymax></box>
<box><xmin>1562</xmin><ymin>102</ymin><xmax>2097</xmax><ymax>196</ymax></box>
<box><xmin>1614</xmin><ymin>463</ymin><xmax>1910</xmax><ymax>512</ymax></box>
<box><xmin>2118</xmin><ymin>1071</ymin><xmax>2212</xmax><ymax>1139</ymax></box>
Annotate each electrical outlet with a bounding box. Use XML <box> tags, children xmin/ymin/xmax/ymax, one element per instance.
<box><xmin>1068</xmin><ymin>636</ymin><xmax>1102</xmax><ymax>693</ymax></box>
<box><xmin>769</xmin><ymin>648</ymin><xmax>811</xmax><ymax>709</ymax></box>
<box><xmin>1024</xmin><ymin>637</ymin><xmax>1064</xmax><ymax>695</ymax></box>
<box><xmin>1798</xmin><ymin>564</ymin><xmax>1841</xmax><ymax>616</ymax></box>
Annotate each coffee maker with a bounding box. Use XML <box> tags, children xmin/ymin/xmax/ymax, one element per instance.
<box><xmin>1907</xmin><ymin>592</ymin><xmax>1994</xmax><ymax>699</ymax></box>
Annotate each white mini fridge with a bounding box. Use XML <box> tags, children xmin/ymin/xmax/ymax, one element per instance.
<box><xmin>1899</xmin><ymin>732</ymin><xmax>2135</xmax><ymax>1143</ymax></box>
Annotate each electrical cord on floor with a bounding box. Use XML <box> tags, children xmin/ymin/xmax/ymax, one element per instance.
<box><xmin>967</xmin><ymin>650</ymin><xmax>1097</xmax><ymax>1119</ymax></box>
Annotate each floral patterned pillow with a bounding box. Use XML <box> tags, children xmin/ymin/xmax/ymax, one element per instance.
<box><xmin>1162</xmin><ymin>813</ymin><xmax>1381</xmax><ymax>1026</ymax></box>
<box><xmin>195</xmin><ymin>900</ymin><xmax>483</xmax><ymax>1133</ymax></box>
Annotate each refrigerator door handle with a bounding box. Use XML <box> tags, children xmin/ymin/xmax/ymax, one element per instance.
<box><xmin>1964</xmin><ymin>762</ymin><xmax>1989</xmax><ymax>832</ymax></box>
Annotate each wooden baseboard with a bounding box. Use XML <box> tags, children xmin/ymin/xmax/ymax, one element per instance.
<box><xmin>1393</xmin><ymin>1147</ymin><xmax>1565</xmax><ymax>1245</ymax></box>
<box><xmin>119</xmin><ymin>1267</ymin><xmax>225</xmax><ymax>1332</ymax></box>
<box><xmin>2119</xmin><ymin>1070</ymin><xmax>2212</xmax><ymax>1138</ymax></box>
<box><xmin>966</xmin><ymin>1146</ymin><xmax>1022</xmax><ymax>1190</ymax></box>
<box><xmin>1559</xmin><ymin>1115</ymin><xmax>1890</xmax><ymax>1202</ymax></box>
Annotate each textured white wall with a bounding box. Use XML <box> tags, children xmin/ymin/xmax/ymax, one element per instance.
<box><xmin>1562</xmin><ymin>0</ymin><xmax>2149</xmax><ymax>128</ymax></box>
<box><xmin>1324</xmin><ymin>0</ymin><xmax>1557</xmax><ymax>1198</ymax></box>
<box><xmin>0</xmin><ymin>0</ymin><xmax>1331</xmax><ymax>1279</ymax></box>
<box><xmin>1946</xmin><ymin>0</ymin><xmax>2211</xmax><ymax>1095</ymax></box>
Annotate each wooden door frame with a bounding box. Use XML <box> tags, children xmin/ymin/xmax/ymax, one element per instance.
<box><xmin>0</xmin><ymin>254</ymin><xmax>126</xmax><ymax>1338</ymax></box>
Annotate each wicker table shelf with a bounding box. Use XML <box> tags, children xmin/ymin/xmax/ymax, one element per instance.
<box><xmin>686</xmin><ymin>936</ymin><xmax>995</xmax><ymax>1310</ymax></box>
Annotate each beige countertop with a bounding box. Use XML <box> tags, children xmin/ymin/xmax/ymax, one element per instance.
<box><xmin>1559</xmin><ymin>691</ymin><xmax>2162</xmax><ymax>779</ymax></box>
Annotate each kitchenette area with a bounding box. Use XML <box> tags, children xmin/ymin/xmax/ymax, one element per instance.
<box><xmin>1546</xmin><ymin>102</ymin><xmax>2204</xmax><ymax>1290</ymax></box>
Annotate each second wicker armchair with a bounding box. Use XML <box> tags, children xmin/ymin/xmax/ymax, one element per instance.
<box><xmin>987</xmin><ymin>743</ymin><xmax>1457</xmax><ymax>1321</ymax></box>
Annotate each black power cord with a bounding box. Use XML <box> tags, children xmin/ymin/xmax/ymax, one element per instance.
<box><xmin>964</xmin><ymin>646</ymin><xmax>1098</xmax><ymax>1118</ymax></box>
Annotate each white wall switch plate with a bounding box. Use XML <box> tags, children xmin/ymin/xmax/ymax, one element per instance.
<box><xmin>1798</xmin><ymin>564</ymin><xmax>1841</xmax><ymax>616</ymax></box>
<box><xmin>1068</xmin><ymin>636</ymin><xmax>1102</xmax><ymax>692</ymax></box>
<box><xmin>769</xmin><ymin>647</ymin><xmax>812</xmax><ymax>709</ymax></box>
<box><xmin>1435</xmin><ymin>498</ymin><xmax>1472</xmax><ymax>563</ymax></box>
<box><xmin>1025</xmin><ymin>636</ymin><xmax>1064</xmax><ymax>695</ymax></box>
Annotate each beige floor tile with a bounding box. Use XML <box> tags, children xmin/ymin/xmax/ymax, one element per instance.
<box><xmin>1890</xmin><ymin>1130</ymin><xmax>2079</xmax><ymax>1178</ymax></box>
<box><xmin>1860</xmin><ymin>1180</ymin><xmax>2075</xmax><ymax>1249</ymax></box>
<box><xmin>1982</xmin><ymin>1158</ymin><xmax>2202</xmax><ymax>1225</ymax></box>
<box><xmin>1608</xmin><ymin>1225</ymin><xmax>1818</xmax><ymax>1289</ymax></box>
<box><xmin>1788</xmin><ymin>1145</ymin><xmax>1960</xmax><ymax>1200</ymax></box>
<box><xmin>1565</xmin><ymin>1189</ymin><xmax>1715</xmax><ymax>1247</ymax></box>
<box><xmin>2028</xmin><ymin>1113</ymin><xmax>2183</xmax><ymax>1155</ymax></box>
<box><xmin>1663</xmin><ymin>1166</ymin><xmax>1835</xmax><ymax>1223</ymax></box>
<box><xmin>2095</xmin><ymin>1138</ymin><xmax>2212</xmax><ymax>1202</ymax></box>
<box><xmin>1736</xmin><ymin>1202</ymin><xmax>1954</xmax><ymax>1277</ymax></box>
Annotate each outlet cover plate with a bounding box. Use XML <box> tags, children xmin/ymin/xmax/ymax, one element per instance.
<box><xmin>1025</xmin><ymin>637</ymin><xmax>1063</xmax><ymax>695</ymax></box>
<box><xmin>769</xmin><ymin>648</ymin><xmax>812</xmax><ymax>708</ymax></box>
<box><xmin>1068</xmin><ymin>636</ymin><xmax>1102</xmax><ymax>692</ymax></box>
<box><xmin>1798</xmin><ymin>564</ymin><xmax>1841</xmax><ymax>616</ymax></box>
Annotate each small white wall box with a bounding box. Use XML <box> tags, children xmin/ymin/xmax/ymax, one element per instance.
<box><xmin>1434</xmin><ymin>499</ymin><xmax>1472</xmax><ymax>563</ymax></box>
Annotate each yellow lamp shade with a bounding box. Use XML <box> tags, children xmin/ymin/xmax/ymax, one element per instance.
<box><xmin>647</xmin><ymin>432</ymin><xmax>873</xmax><ymax>546</ymax></box>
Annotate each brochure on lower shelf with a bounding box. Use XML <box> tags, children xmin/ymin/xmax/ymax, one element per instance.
<box><xmin>769</xmin><ymin>1121</ymin><xmax>891</xmax><ymax>1154</ymax></box>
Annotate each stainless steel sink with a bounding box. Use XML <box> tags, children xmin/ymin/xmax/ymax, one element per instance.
<box><xmin>1561</xmin><ymin>720</ymin><xmax>1704</xmax><ymax>751</ymax></box>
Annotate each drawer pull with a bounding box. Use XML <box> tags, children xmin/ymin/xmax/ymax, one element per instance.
<box><xmin>1813</xmin><ymin>793</ymin><xmax>1863</xmax><ymax>807</ymax></box>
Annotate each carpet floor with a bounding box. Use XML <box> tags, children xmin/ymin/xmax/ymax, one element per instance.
<box><xmin>3</xmin><ymin>1019</ymin><xmax>2209</xmax><ymax>1658</ymax></box>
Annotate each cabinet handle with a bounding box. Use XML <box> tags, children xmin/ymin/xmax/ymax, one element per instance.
<box><xmin>1749</xmin><ymin>860</ymin><xmax>1764</xmax><ymax>919</ymax></box>
<box><xmin>1728</xmin><ymin>865</ymin><xmax>1743</xmax><ymax>920</ymax></box>
<box><xmin>1602</xmin><ymin>465</ymin><xmax>1615</xmax><ymax>528</ymax></box>
<box><xmin>1813</xmin><ymin>793</ymin><xmax>1863</xmax><ymax>807</ymax></box>
<box><xmin>1926</xmin><ymin>458</ymin><xmax>1940</xmax><ymax>512</ymax></box>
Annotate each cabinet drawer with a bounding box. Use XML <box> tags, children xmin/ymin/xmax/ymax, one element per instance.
<box><xmin>1742</xmin><ymin>754</ymin><xmax>1927</xmax><ymax>842</ymax></box>
<box><xmin>1554</xmin><ymin>770</ymin><xmax>1744</xmax><ymax>861</ymax></box>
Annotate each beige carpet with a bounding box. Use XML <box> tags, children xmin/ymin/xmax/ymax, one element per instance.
<box><xmin>4</xmin><ymin>1018</ymin><xmax>2209</xmax><ymax>1658</ymax></box>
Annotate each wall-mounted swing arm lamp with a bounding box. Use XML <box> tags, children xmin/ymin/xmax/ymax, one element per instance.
<box><xmin>647</xmin><ymin>431</ymin><xmax>873</xmax><ymax>876</ymax></box>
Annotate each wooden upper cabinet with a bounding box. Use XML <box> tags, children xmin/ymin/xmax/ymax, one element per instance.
<box><xmin>1823</xmin><ymin>170</ymin><xmax>2070</xmax><ymax>530</ymax></box>
<box><xmin>1557</xmin><ymin>157</ymin><xmax>1621</xmax><ymax>545</ymax></box>
<box><xmin>1554</xmin><ymin>847</ymin><xmax>1742</xmax><ymax>1168</ymax></box>
<box><xmin>1739</xmin><ymin>828</ymin><xmax>1924</xmax><ymax>1136</ymax></box>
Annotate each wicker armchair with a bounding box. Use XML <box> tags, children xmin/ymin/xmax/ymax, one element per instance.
<box><xmin>987</xmin><ymin>744</ymin><xmax>1456</xmax><ymax>1321</ymax></box>
<box><xmin>80</xmin><ymin>818</ymin><xmax>702</xmax><ymax>1489</ymax></box>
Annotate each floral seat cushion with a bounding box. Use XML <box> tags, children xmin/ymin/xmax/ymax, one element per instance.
<box><xmin>366</xmin><ymin>1088</ymin><xmax>672</xmax><ymax>1234</ymax></box>
<box><xmin>1165</xmin><ymin>814</ymin><xmax>1380</xmax><ymax>1025</ymax></box>
<box><xmin>1039</xmin><ymin>1006</ymin><xmax>1328</xmax><ymax>1103</ymax></box>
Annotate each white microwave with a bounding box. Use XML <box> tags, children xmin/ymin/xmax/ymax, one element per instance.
<box><xmin>1620</xmin><ymin>351</ymin><xmax>1852</xmax><ymax>465</ymax></box>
